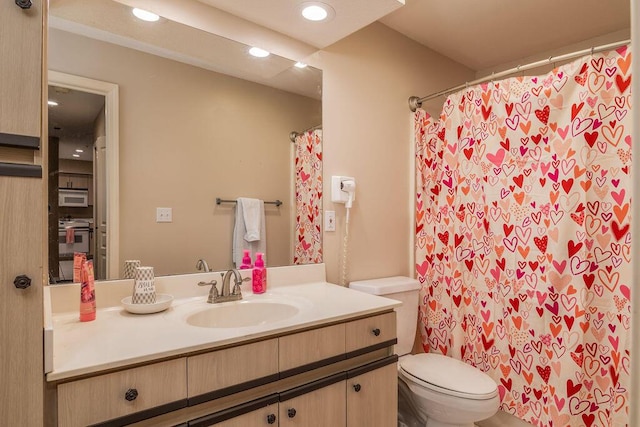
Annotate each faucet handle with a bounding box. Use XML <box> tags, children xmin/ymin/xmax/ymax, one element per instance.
<box><xmin>232</xmin><ymin>276</ymin><xmax>250</xmax><ymax>296</ymax></box>
<box><xmin>198</xmin><ymin>280</ymin><xmax>219</xmax><ymax>302</ymax></box>
<box><xmin>198</xmin><ymin>279</ymin><xmax>217</xmax><ymax>287</ymax></box>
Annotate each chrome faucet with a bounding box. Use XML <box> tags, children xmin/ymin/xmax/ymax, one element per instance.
<box><xmin>218</xmin><ymin>269</ymin><xmax>249</xmax><ymax>303</ymax></box>
<box><xmin>198</xmin><ymin>269</ymin><xmax>249</xmax><ymax>303</ymax></box>
<box><xmin>196</xmin><ymin>259</ymin><xmax>211</xmax><ymax>272</ymax></box>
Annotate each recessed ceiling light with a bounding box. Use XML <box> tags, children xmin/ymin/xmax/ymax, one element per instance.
<box><xmin>249</xmin><ymin>47</ymin><xmax>270</xmax><ymax>58</ymax></box>
<box><xmin>48</xmin><ymin>100</ymin><xmax>59</xmax><ymax>106</ymax></box>
<box><xmin>132</xmin><ymin>8</ymin><xmax>160</xmax><ymax>22</ymax></box>
<box><xmin>75</xmin><ymin>149</ymin><xmax>84</xmax><ymax>153</ymax></box>
<box><xmin>300</xmin><ymin>2</ymin><xmax>334</xmax><ymax>22</ymax></box>
<box><xmin>72</xmin><ymin>154</ymin><xmax>80</xmax><ymax>158</ymax></box>
<box><xmin>294</xmin><ymin>62</ymin><xmax>308</xmax><ymax>69</ymax></box>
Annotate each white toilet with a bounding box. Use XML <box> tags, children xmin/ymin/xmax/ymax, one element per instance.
<box><xmin>350</xmin><ymin>277</ymin><xmax>500</xmax><ymax>427</ymax></box>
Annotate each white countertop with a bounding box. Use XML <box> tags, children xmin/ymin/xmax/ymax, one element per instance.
<box><xmin>46</xmin><ymin>274</ymin><xmax>400</xmax><ymax>381</ymax></box>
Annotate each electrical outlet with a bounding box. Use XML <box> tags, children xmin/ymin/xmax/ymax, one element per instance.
<box><xmin>325</xmin><ymin>210</ymin><xmax>336</xmax><ymax>232</ymax></box>
<box><xmin>156</xmin><ymin>207</ymin><xmax>172</xmax><ymax>223</ymax></box>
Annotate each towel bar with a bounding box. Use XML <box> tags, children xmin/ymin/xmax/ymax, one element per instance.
<box><xmin>216</xmin><ymin>198</ymin><xmax>282</xmax><ymax>207</ymax></box>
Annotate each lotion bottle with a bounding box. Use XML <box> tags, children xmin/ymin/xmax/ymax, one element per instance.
<box><xmin>79</xmin><ymin>259</ymin><xmax>96</xmax><ymax>322</ymax></box>
<box><xmin>252</xmin><ymin>252</ymin><xmax>267</xmax><ymax>294</ymax></box>
<box><xmin>240</xmin><ymin>250</ymin><xmax>252</xmax><ymax>269</ymax></box>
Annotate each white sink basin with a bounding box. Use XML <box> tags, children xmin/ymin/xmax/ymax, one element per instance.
<box><xmin>185</xmin><ymin>300</ymin><xmax>300</xmax><ymax>328</ymax></box>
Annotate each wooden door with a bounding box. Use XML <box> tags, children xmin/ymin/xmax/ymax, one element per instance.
<box><xmin>0</xmin><ymin>0</ymin><xmax>45</xmax><ymax>425</ymax></box>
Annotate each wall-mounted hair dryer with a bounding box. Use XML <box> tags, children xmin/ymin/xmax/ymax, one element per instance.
<box><xmin>331</xmin><ymin>176</ymin><xmax>356</xmax><ymax>286</ymax></box>
<box><xmin>331</xmin><ymin>176</ymin><xmax>356</xmax><ymax>208</ymax></box>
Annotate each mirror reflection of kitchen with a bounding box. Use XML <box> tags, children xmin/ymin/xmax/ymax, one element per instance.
<box><xmin>48</xmin><ymin>85</ymin><xmax>107</xmax><ymax>282</ymax></box>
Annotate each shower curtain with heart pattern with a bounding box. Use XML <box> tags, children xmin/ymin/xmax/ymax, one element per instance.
<box><xmin>293</xmin><ymin>129</ymin><xmax>323</xmax><ymax>264</ymax></box>
<box><xmin>415</xmin><ymin>46</ymin><xmax>632</xmax><ymax>427</ymax></box>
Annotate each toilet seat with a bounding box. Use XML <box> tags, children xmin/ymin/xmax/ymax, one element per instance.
<box><xmin>399</xmin><ymin>353</ymin><xmax>498</xmax><ymax>400</ymax></box>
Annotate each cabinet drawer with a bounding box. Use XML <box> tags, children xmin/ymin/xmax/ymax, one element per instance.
<box><xmin>188</xmin><ymin>339</ymin><xmax>278</xmax><ymax>403</ymax></box>
<box><xmin>279</xmin><ymin>323</ymin><xmax>346</xmax><ymax>375</ymax></box>
<box><xmin>57</xmin><ymin>358</ymin><xmax>187</xmax><ymax>427</ymax></box>
<box><xmin>345</xmin><ymin>312</ymin><xmax>396</xmax><ymax>355</ymax></box>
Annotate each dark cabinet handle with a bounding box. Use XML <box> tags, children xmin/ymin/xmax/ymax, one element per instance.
<box><xmin>15</xmin><ymin>0</ymin><xmax>32</xmax><ymax>9</ymax></box>
<box><xmin>353</xmin><ymin>383</ymin><xmax>361</xmax><ymax>392</ymax></box>
<box><xmin>124</xmin><ymin>388</ymin><xmax>138</xmax><ymax>401</ymax></box>
<box><xmin>13</xmin><ymin>275</ymin><xmax>31</xmax><ymax>289</ymax></box>
<box><xmin>266</xmin><ymin>414</ymin><xmax>276</xmax><ymax>424</ymax></box>
<box><xmin>287</xmin><ymin>408</ymin><xmax>297</xmax><ymax>418</ymax></box>
<box><xmin>372</xmin><ymin>328</ymin><xmax>381</xmax><ymax>336</ymax></box>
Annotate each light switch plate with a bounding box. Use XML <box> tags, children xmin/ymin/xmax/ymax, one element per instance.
<box><xmin>325</xmin><ymin>210</ymin><xmax>336</xmax><ymax>232</ymax></box>
<box><xmin>156</xmin><ymin>207</ymin><xmax>172</xmax><ymax>222</ymax></box>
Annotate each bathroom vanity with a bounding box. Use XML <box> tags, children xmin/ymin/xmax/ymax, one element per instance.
<box><xmin>44</xmin><ymin>265</ymin><xmax>400</xmax><ymax>426</ymax></box>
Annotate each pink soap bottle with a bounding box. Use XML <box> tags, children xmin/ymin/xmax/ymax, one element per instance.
<box><xmin>252</xmin><ymin>252</ymin><xmax>267</xmax><ymax>294</ymax></box>
<box><xmin>240</xmin><ymin>250</ymin><xmax>253</xmax><ymax>269</ymax></box>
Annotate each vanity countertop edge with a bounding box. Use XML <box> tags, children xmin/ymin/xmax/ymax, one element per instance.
<box><xmin>45</xmin><ymin>265</ymin><xmax>402</xmax><ymax>382</ymax></box>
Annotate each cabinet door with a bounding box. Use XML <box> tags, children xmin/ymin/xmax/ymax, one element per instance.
<box><xmin>346</xmin><ymin>359</ymin><xmax>398</xmax><ymax>427</ymax></box>
<box><xmin>279</xmin><ymin>376</ymin><xmax>346</xmax><ymax>427</ymax></box>
<box><xmin>0</xmin><ymin>0</ymin><xmax>42</xmax><ymax>138</ymax></box>
<box><xmin>70</xmin><ymin>174</ymin><xmax>89</xmax><ymax>189</ymax></box>
<box><xmin>0</xmin><ymin>176</ymin><xmax>44</xmax><ymax>426</ymax></box>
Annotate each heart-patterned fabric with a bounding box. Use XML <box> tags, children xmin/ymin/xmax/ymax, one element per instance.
<box><xmin>414</xmin><ymin>47</ymin><xmax>631</xmax><ymax>427</ymax></box>
<box><xmin>294</xmin><ymin>129</ymin><xmax>323</xmax><ymax>264</ymax></box>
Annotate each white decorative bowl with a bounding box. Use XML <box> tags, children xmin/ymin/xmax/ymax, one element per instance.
<box><xmin>121</xmin><ymin>294</ymin><xmax>173</xmax><ymax>314</ymax></box>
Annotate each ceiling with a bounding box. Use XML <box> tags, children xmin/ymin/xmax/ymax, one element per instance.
<box><xmin>196</xmin><ymin>0</ymin><xmax>405</xmax><ymax>48</ymax></box>
<box><xmin>380</xmin><ymin>0</ymin><xmax>631</xmax><ymax>71</ymax></box>
<box><xmin>201</xmin><ymin>0</ymin><xmax>630</xmax><ymax>72</ymax></box>
<box><xmin>47</xmin><ymin>0</ymin><xmax>631</xmax><ymax>162</ymax></box>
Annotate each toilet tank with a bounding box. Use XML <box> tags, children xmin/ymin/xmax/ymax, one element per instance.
<box><xmin>349</xmin><ymin>276</ymin><xmax>420</xmax><ymax>356</ymax></box>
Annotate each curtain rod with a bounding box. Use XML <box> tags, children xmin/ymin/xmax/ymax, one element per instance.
<box><xmin>409</xmin><ymin>39</ymin><xmax>631</xmax><ymax>112</ymax></box>
<box><xmin>289</xmin><ymin>124</ymin><xmax>322</xmax><ymax>142</ymax></box>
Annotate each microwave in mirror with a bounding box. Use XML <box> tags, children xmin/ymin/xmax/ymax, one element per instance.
<box><xmin>59</xmin><ymin>188</ymin><xmax>89</xmax><ymax>207</ymax></box>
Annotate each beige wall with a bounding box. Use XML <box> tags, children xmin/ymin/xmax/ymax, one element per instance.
<box><xmin>318</xmin><ymin>22</ymin><xmax>475</xmax><ymax>284</ymax></box>
<box><xmin>49</xmin><ymin>28</ymin><xmax>321</xmax><ymax>275</ymax></box>
<box><xmin>48</xmin><ymin>22</ymin><xmax>475</xmax><ymax>282</ymax></box>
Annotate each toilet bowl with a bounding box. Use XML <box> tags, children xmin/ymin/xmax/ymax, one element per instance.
<box><xmin>398</xmin><ymin>353</ymin><xmax>499</xmax><ymax>427</ymax></box>
<box><xmin>349</xmin><ymin>277</ymin><xmax>500</xmax><ymax>427</ymax></box>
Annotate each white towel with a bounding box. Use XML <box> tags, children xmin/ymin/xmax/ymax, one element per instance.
<box><xmin>233</xmin><ymin>198</ymin><xmax>266</xmax><ymax>268</ymax></box>
<box><xmin>240</xmin><ymin>197</ymin><xmax>262</xmax><ymax>242</ymax></box>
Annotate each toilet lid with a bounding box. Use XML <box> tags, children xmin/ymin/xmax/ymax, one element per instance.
<box><xmin>399</xmin><ymin>353</ymin><xmax>498</xmax><ymax>400</ymax></box>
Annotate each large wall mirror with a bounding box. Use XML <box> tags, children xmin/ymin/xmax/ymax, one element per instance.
<box><xmin>48</xmin><ymin>0</ymin><xmax>322</xmax><ymax>281</ymax></box>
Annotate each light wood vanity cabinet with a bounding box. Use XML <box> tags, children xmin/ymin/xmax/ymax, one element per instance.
<box><xmin>57</xmin><ymin>358</ymin><xmax>187</xmax><ymax>426</ymax></box>
<box><xmin>278</xmin><ymin>375</ymin><xmax>346</xmax><ymax>427</ymax></box>
<box><xmin>345</xmin><ymin>312</ymin><xmax>396</xmax><ymax>355</ymax></box>
<box><xmin>188</xmin><ymin>339</ymin><xmax>279</xmax><ymax>403</ymax></box>
<box><xmin>278</xmin><ymin>323</ymin><xmax>346</xmax><ymax>374</ymax></box>
<box><xmin>346</xmin><ymin>360</ymin><xmax>398</xmax><ymax>427</ymax></box>
<box><xmin>53</xmin><ymin>311</ymin><xmax>398</xmax><ymax>426</ymax></box>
